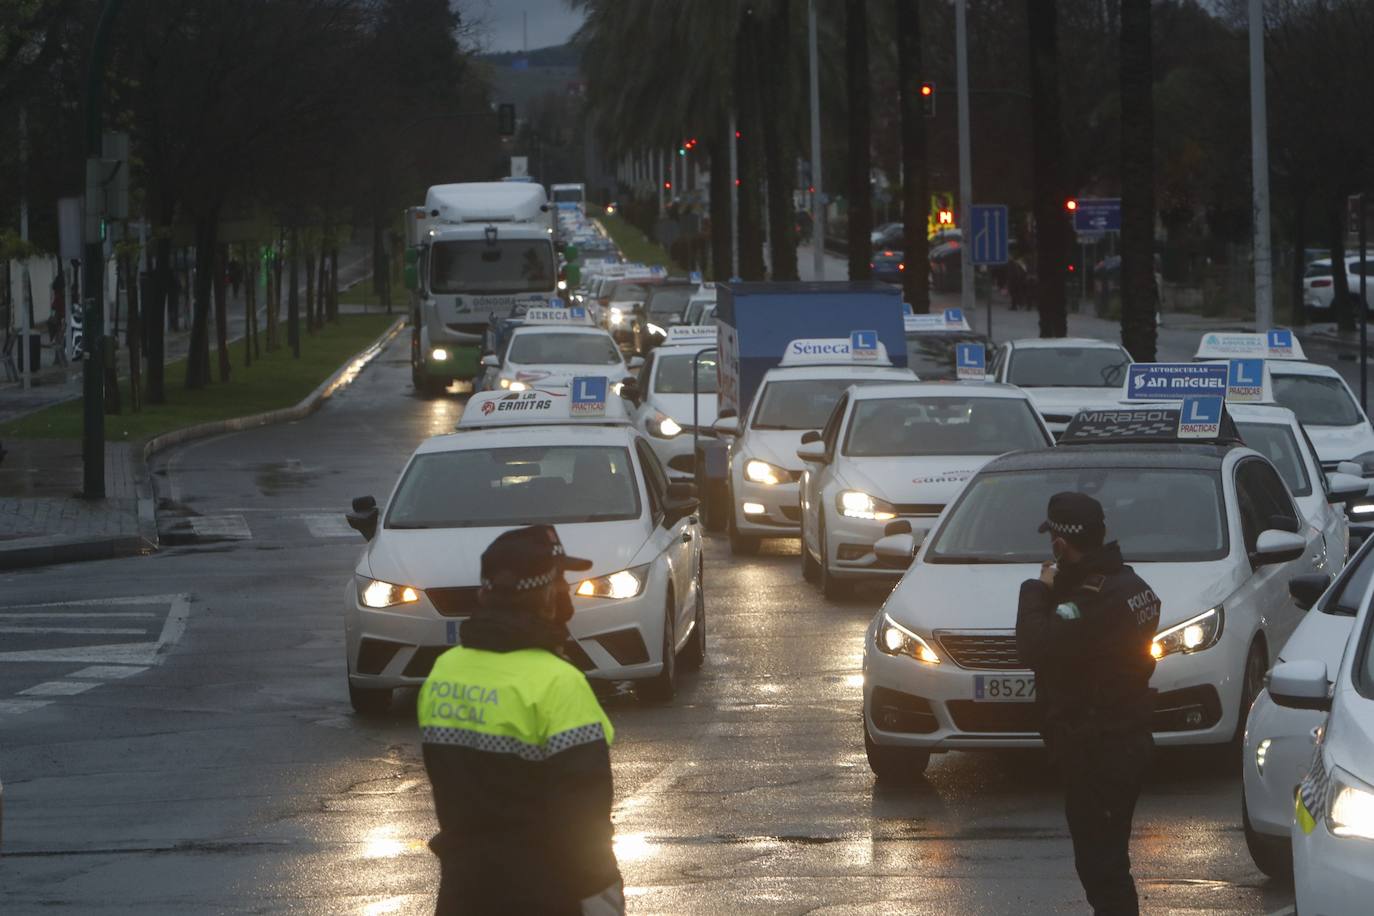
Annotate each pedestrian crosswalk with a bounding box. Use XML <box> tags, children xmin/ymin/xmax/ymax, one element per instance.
<box><xmin>160</xmin><ymin>511</ymin><xmax>364</xmax><ymax>545</ymax></box>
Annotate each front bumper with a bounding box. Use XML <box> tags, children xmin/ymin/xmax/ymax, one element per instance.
<box><xmin>1243</xmin><ymin>690</ymin><xmax>1323</xmax><ymax>837</ymax></box>
<box><xmin>1294</xmin><ymin>808</ymin><xmax>1374</xmax><ymax>915</ymax></box>
<box><xmin>732</xmin><ymin>477</ymin><xmax>801</xmax><ymax>537</ymax></box>
<box><xmin>418</xmin><ymin>325</ymin><xmax>481</xmax><ymax>378</ymax></box>
<box><xmin>826</xmin><ymin>509</ymin><xmax>937</xmax><ymax>580</ymax></box>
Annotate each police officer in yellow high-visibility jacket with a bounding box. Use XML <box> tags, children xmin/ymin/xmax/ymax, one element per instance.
<box><xmin>419</xmin><ymin>524</ymin><xmax>623</xmax><ymax>916</ymax></box>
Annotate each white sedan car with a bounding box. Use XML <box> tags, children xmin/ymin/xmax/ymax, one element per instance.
<box><xmin>863</xmin><ymin>406</ymin><xmax>1321</xmax><ymax>779</ymax></box>
<box><xmin>481</xmin><ymin>312</ymin><xmax>635</xmax><ymax>394</ymax></box>
<box><xmin>342</xmin><ymin>385</ymin><xmax>704</xmax><ymax>712</ymax></box>
<box><xmin>1241</xmin><ymin>537</ymin><xmax>1374</xmax><ymax>878</ymax></box>
<box><xmin>628</xmin><ymin>327</ymin><xmax>719</xmax><ymax>483</ymax></box>
<box><xmin>714</xmin><ymin>340</ymin><xmax>915</xmax><ymax>554</ymax></box>
<box><xmin>797</xmin><ymin>382</ymin><xmax>1053</xmax><ymax>597</ymax></box>
<box><xmin>1272</xmin><ymin>560</ymin><xmax>1374</xmax><ymax>913</ymax></box>
<box><xmin>990</xmin><ymin>337</ymin><xmax>1134</xmax><ymax>435</ymax></box>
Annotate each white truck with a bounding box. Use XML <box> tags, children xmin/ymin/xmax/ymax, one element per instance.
<box><xmin>403</xmin><ymin>182</ymin><xmax>558</xmax><ymax>396</ymax></box>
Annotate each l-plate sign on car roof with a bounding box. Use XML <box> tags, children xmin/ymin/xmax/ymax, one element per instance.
<box><xmin>1194</xmin><ymin>329</ymin><xmax>1305</xmax><ymax>361</ymax></box>
<box><xmin>904</xmin><ymin>307</ymin><xmax>972</xmax><ymax>333</ymax></box>
<box><xmin>779</xmin><ymin>335</ymin><xmax>894</xmax><ymax>367</ymax></box>
<box><xmin>523</xmin><ymin>306</ymin><xmax>592</xmax><ymax>324</ymax></box>
<box><xmin>664</xmin><ymin>325</ymin><xmax>718</xmax><ymax>346</ymax></box>
<box><xmin>1061</xmin><ymin>401</ymin><xmax>1240</xmax><ymax>445</ymax></box>
<box><xmin>458</xmin><ymin>382</ymin><xmax>628</xmax><ymax>429</ymax></box>
<box><xmin>1125</xmin><ymin>360</ymin><xmax>1273</xmax><ymax>404</ymax></box>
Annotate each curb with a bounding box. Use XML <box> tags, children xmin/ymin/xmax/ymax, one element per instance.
<box><xmin>0</xmin><ymin>317</ymin><xmax>404</xmax><ymax>572</ymax></box>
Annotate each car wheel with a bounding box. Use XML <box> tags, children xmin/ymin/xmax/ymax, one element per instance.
<box><xmin>635</xmin><ymin>598</ymin><xmax>677</xmax><ymax>703</ymax></box>
<box><xmin>1234</xmin><ymin>640</ymin><xmax>1268</xmax><ymax>746</ymax></box>
<box><xmin>864</xmin><ymin>721</ymin><xmax>930</xmax><ymax>782</ymax></box>
<box><xmin>801</xmin><ymin>513</ymin><xmax>821</xmax><ymax>583</ymax></box>
<box><xmin>819</xmin><ymin>512</ymin><xmax>850</xmax><ymax>600</ymax></box>
<box><xmin>1242</xmin><ymin>790</ymin><xmax>1293</xmax><ymax>880</ymax></box>
<box><xmin>680</xmin><ymin>577</ymin><xmax>706</xmax><ymax>671</ymax></box>
<box><xmin>728</xmin><ymin>498</ymin><xmax>760</xmax><ymax>555</ymax></box>
<box><xmin>348</xmin><ymin>681</ymin><xmax>392</xmax><ymax>715</ymax></box>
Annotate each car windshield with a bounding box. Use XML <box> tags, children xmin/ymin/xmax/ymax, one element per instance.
<box><xmin>905</xmin><ymin>332</ymin><xmax>986</xmax><ymax>380</ymax></box>
<box><xmin>927</xmin><ymin>467</ymin><xmax>1227</xmax><ymax>563</ymax></box>
<box><xmin>1235</xmin><ymin>421</ymin><xmax>1312</xmax><ymax>497</ymax></box>
<box><xmin>646</xmin><ymin>287</ymin><xmax>694</xmax><ymax>317</ymax></box>
<box><xmin>654</xmin><ymin>352</ymin><xmax>719</xmax><ymax>394</ymax></box>
<box><xmin>1322</xmin><ymin>547</ymin><xmax>1374</xmax><ymax>617</ymax></box>
<box><xmin>1006</xmin><ymin>346</ymin><xmax>1130</xmax><ymax>387</ymax></box>
<box><xmin>1272</xmin><ymin>373</ymin><xmax>1366</xmax><ymax>426</ymax></box>
<box><xmin>386</xmin><ymin>446</ymin><xmax>641</xmax><ymax>529</ymax></box>
<box><xmin>752</xmin><ymin>378</ymin><xmax>888</xmax><ymax>430</ymax></box>
<box><xmin>508</xmin><ymin>332</ymin><xmax>621</xmax><ymax>365</ymax></box>
<box><xmin>607</xmin><ymin>282</ymin><xmax>649</xmax><ymax>303</ymax></box>
<box><xmin>430</xmin><ymin>239</ymin><xmax>555</xmax><ymax>295</ymax></box>
<box><xmin>844</xmin><ymin>397</ymin><xmax>1048</xmax><ymax>457</ymax></box>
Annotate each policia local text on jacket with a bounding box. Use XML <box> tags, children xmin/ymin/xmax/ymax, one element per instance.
<box><xmin>1016</xmin><ymin>493</ymin><xmax>1161</xmax><ymax>916</ymax></box>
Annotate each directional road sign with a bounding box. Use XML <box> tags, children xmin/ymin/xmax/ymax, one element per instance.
<box><xmin>970</xmin><ymin>205</ymin><xmax>1009</xmax><ymax>265</ymax></box>
<box><xmin>1073</xmin><ymin>198</ymin><xmax>1121</xmax><ymax>233</ymax></box>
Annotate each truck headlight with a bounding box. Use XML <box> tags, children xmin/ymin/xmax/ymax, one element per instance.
<box><xmin>1149</xmin><ymin>606</ymin><xmax>1222</xmax><ymax>659</ymax></box>
<box><xmin>745</xmin><ymin>459</ymin><xmax>787</xmax><ymax>485</ymax></box>
<box><xmin>359</xmin><ymin>578</ymin><xmax>420</xmax><ymax>609</ymax></box>
<box><xmin>574</xmin><ymin>565</ymin><xmax>648</xmax><ymax>599</ymax></box>
<box><xmin>431</xmin><ymin>348</ymin><xmax>449</xmax><ymax>361</ymax></box>
<box><xmin>838</xmin><ymin>490</ymin><xmax>897</xmax><ymax>521</ymax></box>
<box><xmin>1329</xmin><ymin>765</ymin><xmax>1374</xmax><ymax>840</ymax></box>
<box><xmin>876</xmin><ymin>614</ymin><xmax>940</xmax><ymax>664</ymax></box>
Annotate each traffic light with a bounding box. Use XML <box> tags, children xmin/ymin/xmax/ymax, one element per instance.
<box><xmin>678</xmin><ymin>147</ymin><xmax>686</xmax><ymax>157</ymax></box>
<box><xmin>920</xmin><ymin>82</ymin><xmax>936</xmax><ymax>118</ymax></box>
<box><xmin>1065</xmin><ymin>198</ymin><xmax>1078</xmax><ymax>212</ymax></box>
<box><xmin>497</xmin><ymin>103</ymin><xmax>516</xmax><ymax>137</ymax></box>
<box><xmin>664</xmin><ymin>180</ymin><xmax>672</xmax><ymax>190</ymax></box>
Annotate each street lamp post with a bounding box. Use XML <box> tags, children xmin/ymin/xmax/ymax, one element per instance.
<box><xmin>808</xmin><ymin>0</ymin><xmax>824</xmax><ymax>281</ymax></box>
<box><xmin>1249</xmin><ymin>0</ymin><xmax>1273</xmax><ymax>330</ymax></box>
<box><xmin>955</xmin><ymin>0</ymin><xmax>974</xmax><ymax>317</ymax></box>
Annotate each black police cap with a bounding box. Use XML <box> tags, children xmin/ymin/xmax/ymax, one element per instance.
<box><xmin>1037</xmin><ymin>491</ymin><xmax>1106</xmax><ymax>541</ymax></box>
<box><xmin>480</xmin><ymin>524</ymin><xmax>593</xmax><ymax>592</ymax></box>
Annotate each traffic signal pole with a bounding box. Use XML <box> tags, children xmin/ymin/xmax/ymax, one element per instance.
<box><xmin>1248</xmin><ymin>0</ymin><xmax>1273</xmax><ymax>330</ymax></box>
<box><xmin>955</xmin><ymin>0</ymin><xmax>974</xmax><ymax>317</ymax></box>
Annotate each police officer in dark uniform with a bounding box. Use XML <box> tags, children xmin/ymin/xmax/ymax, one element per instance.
<box><xmin>1016</xmin><ymin>492</ymin><xmax>1161</xmax><ymax>916</ymax></box>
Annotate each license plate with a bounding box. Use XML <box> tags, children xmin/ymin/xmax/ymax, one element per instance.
<box><xmin>973</xmin><ymin>675</ymin><xmax>1036</xmax><ymax>702</ymax></box>
<box><xmin>445</xmin><ymin>621</ymin><xmax>460</xmax><ymax>645</ymax></box>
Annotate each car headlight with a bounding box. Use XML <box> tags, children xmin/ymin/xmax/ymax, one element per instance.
<box><xmin>610</xmin><ymin>308</ymin><xmax>624</xmax><ymax>326</ymax></box>
<box><xmin>649</xmin><ymin>412</ymin><xmax>682</xmax><ymax>438</ymax></box>
<box><xmin>557</xmin><ymin>280</ymin><xmax>568</xmax><ymax>291</ymax></box>
<box><xmin>875</xmin><ymin>613</ymin><xmax>940</xmax><ymax>664</ymax></box>
<box><xmin>499</xmin><ymin>378</ymin><xmax>528</xmax><ymax>391</ymax></box>
<box><xmin>647</xmin><ymin>322</ymin><xmax>666</xmax><ymax>337</ymax></box>
<box><xmin>359</xmin><ymin>578</ymin><xmax>420</xmax><ymax>609</ymax></box>
<box><xmin>1149</xmin><ymin>606</ymin><xmax>1223</xmax><ymax>659</ymax></box>
<box><xmin>838</xmin><ymin>489</ymin><xmax>897</xmax><ymax>521</ymax></box>
<box><xmin>1329</xmin><ymin>765</ymin><xmax>1374</xmax><ymax>840</ymax></box>
<box><xmin>574</xmin><ymin>565</ymin><xmax>648</xmax><ymax>600</ymax></box>
<box><xmin>745</xmin><ymin>459</ymin><xmax>787</xmax><ymax>485</ymax></box>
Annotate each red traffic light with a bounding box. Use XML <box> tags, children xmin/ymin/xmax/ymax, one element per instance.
<box><xmin>664</xmin><ymin>180</ymin><xmax>672</xmax><ymax>190</ymax></box>
<box><xmin>1065</xmin><ymin>198</ymin><xmax>1078</xmax><ymax>211</ymax></box>
<box><xmin>920</xmin><ymin>83</ymin><xmax>934</xmax><ymax>97</ymax></box>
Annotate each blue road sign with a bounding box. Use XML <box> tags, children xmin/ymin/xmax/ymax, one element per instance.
<box><xmin>689</xmin><ymin>270</ymin><xmax>703</xmax><ymax>284</ymax></box>
<box><xmin>1127</xmin><ymin>363</ymin><xmax>1228</xmax><ymax>400</ymax></box>
<box><xmin>1073</xmin><ymin>198</ymin><xmax>1122</xmax><ymax>233</ymax></box>
<box><xmin>970</xmin><ymin>205</ymin><xmax>1010</xmax><ymax>265</ymax></box>
<box><xmin>956</xmin><ymin>343</ymin><xmax>986</xmax><ymax>380</ymax></box>
<box><xmin>1178</xmin><ymin>396</ymin><xmax>1224</xmax><ymax>439</ymax></box>
<box><xmin>570</xmin><ymin>376</ymin><xmax>608</xmax><ymax>415</ymax></box>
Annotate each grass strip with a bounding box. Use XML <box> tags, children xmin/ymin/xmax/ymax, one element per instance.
<box><xmin>597</xmin><ymin>214</ymin><xmax>681</xmax><ymax>272</ymax></box>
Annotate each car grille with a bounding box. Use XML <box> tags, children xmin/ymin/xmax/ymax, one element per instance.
<box><xmin>426</xmin><ymin>586</ymin><xmax>481</xmax><ymax>618</ymax></box>
<box><xmin>946</xmin><ymin>700</ymin><xmax>1040</xmax><ymax>733</ymax></box>
<box><xmin>893</xmin><ymin>503</ymin><xmax>945</xmax><ymax>517</ymax></box>
<box><xmin>935</xmin><ymin>631</ymin><xmax>1026</xmax><ymax>670</ymax></box>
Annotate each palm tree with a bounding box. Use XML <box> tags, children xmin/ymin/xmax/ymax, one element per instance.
<box><xmin>895</xmin><ymin>0</ymin><xmax>929</xmax><ymax>311</ymax></box>
<box><xmin>845</xmin><ymin>0</ymin><xmax>872</xmax><ymax>280</ymax></box>
<box><xmin>1119</xmin><ymin>0</ymin><xmax>1156</xmax><ymax>360</ymax></box>
<box><xmin>1027</xmin><ymin>0</ymin><xmax>1069</xmax><ymax>337</ymax></box>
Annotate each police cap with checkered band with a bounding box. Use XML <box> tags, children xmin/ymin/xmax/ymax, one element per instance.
<box><xmin>480</xmin><ymin>524</ymin><xmax>593</xmax><ymax>593</ymax></box>
<box><xmin>1038</xmin><ymin>491</ymin><xmax>1106</xmax><ymax>548</ymax></box>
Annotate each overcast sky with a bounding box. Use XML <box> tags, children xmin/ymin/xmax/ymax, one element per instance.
<box><xmin>470</xmin><ymin>0</ymin><xmax>586</xmax><ymax>52</ymax></box>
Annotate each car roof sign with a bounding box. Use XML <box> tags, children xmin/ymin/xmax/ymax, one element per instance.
<box><xmin>1124</xmin><ymin>362</ymin><xmax>1228</xmax><ymax>400</ymax></box>
<box><xmin>1061</xmin><ymin>404</ymin><xmax>1241</xmax><ymax>445</ymax></box>
<box><xmin>778</xmin><ymin>335</ymin><xmax>894</xmax><ymax>367</ymax></box>
<box><xmin>1194</xmin><ymin>330</ymin><xmax>1306</xmax><ymax>361</ymax></box>
<box><xmin>664</xmin><ymin>325</ymin><xmax>718</xmax><ymax>346</ymax></box>
<box><xmin>904</xmin><ymin>310</ymin><xmax>973</xmax><ymax>332</ymax></box>
<box><xmin>523</xmin><ymin>306</ymin><xmax>592</xmax><ymax>324</ymax></box>
<box><xmin>956</xmin><ymin>343</ymin><xmax>987</xmax><ymax>380</ymax></box>
<box><xmin>457</xmin><ymin>387</ymin><xmax>629</xmax><ymax>429</ymax></box>
<box><xmin>569</xmin><ymin>376</ymin><xmax>608</xmax><ymax>417</ymax></box>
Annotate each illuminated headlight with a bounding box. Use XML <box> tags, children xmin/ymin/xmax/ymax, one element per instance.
<box><xmin>499</xmin><ymin>378</ymin><xmax>528</xmax><ymax>392</ymax></box>
<box><xmin>1255</xmin><ymin>737</ymin><xmax>1272</xmax><ymax>775</ymax></box>
<box><xmin>838</xmin><ymin>489</ymin><xmax>897</xmax><ymax>521</ymax></box>
<box><xmin>557</xmin><ymin>280</ymin><xmax>568</xmax><ymax>291</ymax></box>
<box><xmin>647</xmin><ymin>322</ymin><xmax>666</xmax><ymax>337</ymax></box>
<box><xmin>1150</xmin><ymin>606</ymin><xmax>1223</xmax><ymax>659</ymax></box>
<box><xmin>431</xmin><ymin>348</ymin><xmax>449</xmax><ymax>361</ymax></box>
<box><xmin>610</xmin><ymin>308</ymin><xmax>624</xmax><ymax>326</ymax></box>
<box><xmin>575</xmin><ymin>565</ymin><xmax>648</xmax><ymax>600</ymax></box>
<box><xmin>359</xmin><ymin>578</ymin><xmax>420</xmax><ymax>609</ymax></box>
<box><xmin>876</xmin><ymin>613</ymin><xmax>941</xmax><ymax>664</ymax></box>
<box><xmin>745</xmin><ymin>459</ymin><xmax>787</xmax><ymax>485</ymax></box>
<box><xmin>649</xmin><ymin>412</ymin><xmax>682</xmax><ymax>439</ymax></box>
<box><xmin>1352</xmin><ymin>503</ymin><xmax>1374</xmax><ymax>516</ymax></box>
<box><xmin>1329</xmin><ymin>765</ymin><xmax>1374</xmax><ymax>840</ymax></box>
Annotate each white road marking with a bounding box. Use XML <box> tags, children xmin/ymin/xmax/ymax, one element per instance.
<box><xmin>189</xmin><ymin>515</ymin><xmax>252</xmax><ymax>539</ymax></box>
<box><xmin>19</xmin><ymin>680</ymin><xmax>100</xmax><ymax>697</ymax></box>
<box><xmin>0</xmin><ymin>594</ymin><xmax>183</xmax><ymax>609</ymax></box>
<box><xmin>0</xmin><ymin>625</ymin><xmax>147</xmax><ymax>635</ymax></box>
<box><xmin>0</xmin><ymin>612</ymin><xmax>158</xmax><ymax>619</ymax></box>
<box><xmin>1265</xmin><ymin>908</ymin><xmax>1296</xmax><ymax>916</ymax></box>
<box><xmin>303</xmin><ymin>514</ymin><xmax>356</xmax><ymax>538</ymax></box>
<box><xmin>0</xmin><ymin>699</ymin><xmax>53</xmax><ymax>715</ymax></box>
<box><xmin>614</xmin><ymin>722</ymin><xmax>730</xmax><ymax>817</ymax></box>
<box><xmin>69</xmin><ymin>665</ymin><xmax>150</xmax><ymax>680</ymax></box>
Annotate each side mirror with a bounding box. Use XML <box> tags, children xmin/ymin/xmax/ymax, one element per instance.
<box><xmin>619</xmin><ymin>378</ymin><xmax>640</xmax><ymax>403</ymax></box>
<box><xmin>796</xmin><ymin>441</ymin><xmax>828</xmax><ymax>464</ymax></box>
<box><xmin>1251</xmin><ymin>529</ymin><xmax>1307</xmax><ymax>567</ymax></box>
<box><xmin>347</xmin><ymin>495</ymin><xmax>379</xmax><ymax>542</ymax></box>
<box><xmin>874</xmin><ymin>533</ymin><xmax>916</xmax><ymax>564</ymax></box>
<box><xmin>667</xmin><ymin>482</ymin><xmax>698</xmax><ymax>500</ymax></box>
<box><xmin>663</xmin><ymin>496</ymin><xmax>699</xmax><ymax>526</ymax></box>
<box><xmin>628</xmin><ymin>356</ymin><xmax>645</xmax><ymax>370</ymax></box>
<box><xmin>799</xmin><ymin>430</ymin><xmax>823</xmax><ymax>444</ymax></box>
<box><xmin>1326</xmin><ymin>472</ymin><xmax>1369</xmax><ymax>504</ymax></box>
<box><xmin>1267</xmin><ymin>659</ymin><xmax>1331</xmax><ymax>711</ymax></box>
<box><xmin>1337</xmin><ymin>460</ymin><xmax>1365</xmax><ymax>478</ymax></box>
<box><xmin>1288</xmin><ymin>572</ymin><xmax>1332</xmax><ymax>611</ymax></box>
<box><xmin>480</xmin><ymin>354</ymin><xmax>500</xmax><ymax>369</ymax></box>
<box><xmin>884</xmin><ymin>519</ymin><xmax>913</xmax><ymax>536</ymax></box>
<box><xmin>712</xmin><ymin>416</ymin><xmax>740</xmax><ymax>436</ymax></box>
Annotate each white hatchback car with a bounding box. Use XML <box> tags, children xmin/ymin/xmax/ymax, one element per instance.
<box><xmin>713</xmin><ymin>340</ymin><xmax>915</xmax><ymax>555</ymax></box>
<box><xmin>628</xmin><ymin>326</ymin><xmax>719</xmax><ymax>483</ymax></box>
<box><xmin>1273</xmin><ymin>564</ymin><xmax>1374</xmax><ymax>913</ymax></box>
<box><xmin>482</xmin><ymin>311</ymin><xmax>634</xmax><ymax>394</ymax></box>
<box><xmin>796</xmin><ymin>382</ymin><xmax>1053</xmax><ymax>597</ymax></box>
<box><xmin>990</xmin><ymin>337</ymin><xmax>1134</xmax><ymax>436</ymax></box>
<box><xmin>342</xmin><ymin>385</ymin><xmax>705</xmax><ymax>713</ymax></box>
<box><xmin>863</xmin><ymin>406</ymin><xmax>1321</xmax><ymax>778</ymax></box>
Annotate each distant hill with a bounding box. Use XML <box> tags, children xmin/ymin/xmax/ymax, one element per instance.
<box><xmin>477</xmin><ymin>42</ymin><xmax>582</xmax><ymax>111</ymax></box>
<box><xmin>481</xmin><ymin>43</ymin><xmax>581</xmax><ymax>69</ymax></box>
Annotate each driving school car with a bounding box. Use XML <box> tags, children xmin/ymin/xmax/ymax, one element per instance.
<box><xmin>991</xmin><ymin>337</ymin><xmax>1135</xmax><ymax>435</ymax></box>
<box><xmin>481</xmin><ymin>308</ymin><xmax>635</xmax><ymax>393</ymax></box>
<box><xmin>341</xmin><ymin>382</ymin><xmax>705</xmax><ymax>713</ymax></box>
<box><xmin>862</xmin><ymin>401</ymin><xmax>1321</xmax><ymax>779</ymax></box>
<box><xmin>797</xmin><ymin>381</ymin><xmax>1053</xmax><ymax>598</ymax></box>
<box><xmin>628</xmin><ymin>325</ymin><xmax>719</xmax><ymax>482</ymax></box>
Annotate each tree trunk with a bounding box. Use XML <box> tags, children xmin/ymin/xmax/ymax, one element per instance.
<box><xmin>288</xmin><ymin>227</ymin><xmax>301</xmax><ymax>358</ymax></box>
<box><xmin>147</xmin><ymin>232</ymin><xmax>171</xmax><ymax>404</ymax></box>
<box><xmin>1027</xmin><ymin>0</ymin><xmax>1069</xmax><ymax>337</ymax></box>
<box><xmin>329</xmin><ymin>246</ymin><xmax>340</xmax><ymax>321</ymax></box>
<box><xmin>1330</xmin><ymin>203</ymin><xmax>1353</xmax><ymax>333</ymax></box>
<box><xmin>126</xmin><ymin>252</ymin><xmax>142</xmax><ymax>412</ymax></box>
<box><xmin>845</xmin><ymin>0</ymin><xmax>873</xmax><ymax>280</ymax></box>
<box><xmin>735</xmin><ymin>9</ymin><xmax>765</xmax><ymax>281</ymax></box>
<box><xmin>1290</xmin><ymin>196</ymin><xmax>1307</xmax><ymax>327</ymax></box>
<box><xmin>758</xmin><ymin>0</ymin><xmax>798</xmax><ymax>281</ymax></box>
<box><xmin>185</xmin><ymin>217</ymin><xmax>218</xmax><ymax>389</ymax></box>
<box><xmin>244</xmin><ymin>243</ymin><xmax>254</xmax><ymax>368</ymax></box>
<box><xmin>305</xmin><ymin>247</ymin><xmax>317</xmax><ymax>333</ymax></box>
<box><xmin>708</xmin><ymin>128</ymin><xmax>733</xmax><ymax>280</ymax></box>
<box><xmin>896</xmin><ymin>0</ymin><xmax>930</xmax><ymax>312</ymax></box>
<box><xmin>214</xmin><ymin>243</ymin><xmax>230</xmax><ymax>382</ymax></box>
<box><xmin>1119</xmin><ymin>0</ymin><xmax>1156</xmax><ymax>360</ymax></box>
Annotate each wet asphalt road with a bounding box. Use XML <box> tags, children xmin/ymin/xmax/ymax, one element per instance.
<box><xmin>0</xmin><ymin>334</ymin><xmax>1300</xmax><ymax>914</ymax></box>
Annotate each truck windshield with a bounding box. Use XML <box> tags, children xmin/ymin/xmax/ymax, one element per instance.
<box><xmin>430</xmin><ymin>239</ymin><xmax>555</xmax><ymax>295</ymax></box>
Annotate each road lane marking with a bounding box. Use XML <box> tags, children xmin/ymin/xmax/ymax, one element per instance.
<box><xmin>189</xmin><ymin>515</ymin><xmax>252</xmax><ymax>539</ymax></box>
<box><xmin>0</xmin><ymin>612</ymin><xmax>158</xmax><ymax>619</ymax></box>
<box><xmin>0</xmin><ymin>626</ymin><xmax>147</xmax><ymax>635</ymax></box>
<box><xmin>68</xmin><ymin>665</ymin><xmax>150</xmax><ymax>680</ymax></box>
<box><xmin>19</xmin><ymin>681</ymin><xmax>100</xmax><ymax>697</ymax></box>
<box><xmin>614</xmin><ymin>722</ymin><xmax>730</xmax><ymax>817</ymax></box>
<box><xmin>303</xmin><ymin>514</ymin><xmax>355</xmax><ymax>538</ymax></box>
<box><xmin>0</xmin><ymin>699</ymin><xmax>53</xmax><ymax>715</ymax></box>
<box><xmin>0</xmin><ymin>594</ymin><xmax>183</xmax><ymax>609</ymax></box>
